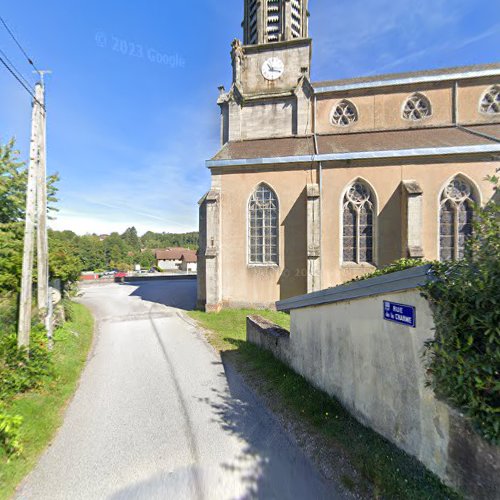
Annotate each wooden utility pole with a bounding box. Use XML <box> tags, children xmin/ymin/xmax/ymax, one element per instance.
<box><xmin>36</xmin><ymin>72</ymin><xmax>51</xmax><ymax>338</ymax></box>
<box><xmin>18</xmin><ymin>83</ymin><xmax>44</xmax><ymax>347</ymax></box>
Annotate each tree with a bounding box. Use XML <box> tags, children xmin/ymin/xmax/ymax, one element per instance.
<box><xmin>78</xmin><ymin>235</ymin><xmax>106</xmax><ymax>271</ymax></box>
<box><xmin>48</xmin><ymin>233</ymin><xmax>83</xmax><ymax>285</ymax></box>
<box><xmin>121</xmin><ymin>227</ymin><xmax>141</xmax><ymax>251</ymax></box>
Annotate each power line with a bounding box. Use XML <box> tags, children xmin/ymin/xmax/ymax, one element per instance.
<box><xmin>0</xmin><ymin>15</ymin><xmax>40</xmax><ymax>73</ymax></box>
<box><xmin>0</xmin><ymin>46</ymin><xmax>34</xmax><ymax>91</ymax></box>
<box><xmin>0</xmin><ymin>53</ymin><xmax>44</xmax><ymax>109</ymax></box>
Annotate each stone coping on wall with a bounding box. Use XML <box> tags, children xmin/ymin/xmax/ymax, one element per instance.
<box><xmin>276</xmin><ymin>264</ymin><xmax>433</xmax><ymax>312</ymax></box>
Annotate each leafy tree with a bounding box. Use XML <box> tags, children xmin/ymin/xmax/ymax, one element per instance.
<box><xmin>423</xmin><ymin>173</ymin><xmax>500</xmax><ymax>444</ymax></box>
<box><xmin>0</xmin><ymin>140</ymin><xmax>26</xmax><ymax>224</ymax></box>
<box><xmin>121</xmin><ymin>226</ymin><xmax>141</xmax><ymax>251</ymax></box>
<box><xmin>48</xmin><ymin>233</ymin><xmax>83</xmax><ymax>285</ymax></box>
<box><xmin>78</xmin><ymin>235</ymin><xmax>106</xmax><ymax>271</ymax></box>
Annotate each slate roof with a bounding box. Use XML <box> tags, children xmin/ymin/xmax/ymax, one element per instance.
<box><xmin>313</xmin><ymin>63</ymin><xmax>500</xmax><ymax>90</ymax></box>
<box><xmin>209</xmin><ymin>124</ymin><xmax>500</xmax><ymax>163</ymax></box>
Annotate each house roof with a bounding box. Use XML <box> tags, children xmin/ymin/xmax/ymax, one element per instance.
<box><xmin>208</xmin><ymin>124</ymin><xmax>500</xmax><ymax>166</ymax></box>
<box><xmin>180</xmin><ymin>251</ymin><xmax>197</xmax><ymax>263</ymax></box>
<box><xmin>155</xmin><ymin>248</ymin><xmax>194</xmax><ymax>260</ymax></box>
<box><xmin>313</xmin><ymin>63</ymin><xmax>500</xmax><ymax>92</ymax></box>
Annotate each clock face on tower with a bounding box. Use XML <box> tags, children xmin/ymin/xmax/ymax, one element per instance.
<box><xmin>261</xmin><ymin>57</ymin><xmax>285</xmax><ymax>81</ymax></box>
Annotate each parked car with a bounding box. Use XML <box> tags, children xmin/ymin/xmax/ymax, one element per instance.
<box><xmin>115</xmin><ymin>272</ymin><xmax>127</xmax><ymax>279</ymax></box>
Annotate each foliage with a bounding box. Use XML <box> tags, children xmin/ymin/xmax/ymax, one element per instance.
<box><xmin>0</xmin><ymin>141</ymin><xmax>25</xmax><ymax>225</ymax></box>
<box><xmin>0</xmin><ymin>139</ymin><xmax>63</xmax><ymax>297</ymax></box>
<box><xmin>49</xmin><ymin>228</ymin><xmax>199</xmax><ymax>272</ymax></box>
<box><xmin>348</xmin><ymin>258</ymin><xmax>431</xmax><ymax>283</ymax></box>
<box><xmin>189</xmin><ymin>309</ymin><xmax>456</xmax><ymax>499</ymax></box>
<box><xmin>0</xmin><ymin>413</ymin><xmax>23</xmax><ymax>458</ymax></box>
<box><xmin>0</xmin><ymin>325</ymin><xmax>54</xmax><ymax>404</ymax></box>
<box><xmin>0</xmin><ymin>303</ymin><xmax>94</xmax><ymax>498</ymax></box>
<box><xmin>423</xmin><ymin>174</ymin><xmax>500</xmax><ymax>444</ymax></box>
<box><xmin>0</xmin><ymin>223</ymin><xmax>24</xmax><ymax>294</ymax></box>
<box><xmin>48</xmin><ymin>231</ymin><xmax>83</xmax><ymax>285</ymax></box>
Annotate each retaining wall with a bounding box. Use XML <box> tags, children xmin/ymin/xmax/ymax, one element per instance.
<box><xmin>247</xmin><ymin>266</ymin><xmax>499</xmax><ymax>499</ymax></box>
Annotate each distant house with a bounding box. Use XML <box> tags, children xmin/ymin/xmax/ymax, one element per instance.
<box><xmin>155</xmin><ymin>248</ymin><xmax>197</xmax><ymax>271</ymax></box>
<box><xmin>180</xmin><ymin>251</ymin><xmax>197</xmax><ymax>273</ymax></box>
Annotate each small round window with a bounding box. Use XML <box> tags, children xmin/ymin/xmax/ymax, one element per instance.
<box><xmin>403</xmin><ymin>93</ymin><xmax>432</xmax><ymax>121</ymax></box>
<box><xmin>480</xmin><ymin>85</ymin><xmax>500</xmax><ymax>114</ymax></box>
<box><xmin>331</xmin><ymin>100</ymin><xmax>358</xmax><ymax>127</ymax></box>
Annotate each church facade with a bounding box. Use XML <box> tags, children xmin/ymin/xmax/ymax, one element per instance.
<box><xmin>198</xmin><ymin>0</ymin><xmax>500</xmax><ymax>311</ymax></box>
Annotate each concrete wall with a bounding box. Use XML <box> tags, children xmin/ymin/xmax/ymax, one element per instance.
<box><xmin>246</xmin><ymin>269</ymin><xmax>500</xmax><ymax>498</ymax></box>
<box><xmin>157</xmin><ymin>259</ymin><xmax>181</xmax><ymax>271</ymax></box>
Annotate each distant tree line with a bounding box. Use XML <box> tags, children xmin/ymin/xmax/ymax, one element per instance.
<box><xmin>50</xmin><ymin>228</ymin><xmax>199</xmax><ymax>273</ymax></box>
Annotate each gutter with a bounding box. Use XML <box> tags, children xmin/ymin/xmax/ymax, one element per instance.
<box><xmin>206</xmin><ymin>143</ymin><xmax>500</xmax><ymax>169</ymax></box>
<box><xmin>314</xmin><ymin>68</ymin><xmax>500</xmax><ymax>94</ymax></box>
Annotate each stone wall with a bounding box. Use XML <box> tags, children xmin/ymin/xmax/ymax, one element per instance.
<box><xmin>247</xmin><ymin>267</ymin><xmax>500</xmax><ymax>498</ymax></box>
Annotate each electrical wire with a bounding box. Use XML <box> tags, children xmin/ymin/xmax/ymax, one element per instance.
<box><xmin>0</xmin><ymin>53</ymin><xmax>44</xmax><ymax>109</ymax></box>
<box><xmin>0</xmin><ymin>46</ymin><xmax>34</xmax><ymax>91</ymax></box>
<box><xmin>0</xmin><ymin>15</ymin><xmax>40</xmax><ymax>74</ymax></box>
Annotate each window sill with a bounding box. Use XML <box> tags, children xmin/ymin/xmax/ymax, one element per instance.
<box><xmin>247</xmin><ymin>264</ymin><xmax>280</xmax><ymax>269</ymax></box>
<box><xmin>341</xmin><ymin>262</ymin><xmax>376</xmax><ymax>270</ymax></box>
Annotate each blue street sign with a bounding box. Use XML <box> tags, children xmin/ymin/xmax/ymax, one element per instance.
<box><xmin>383</xmin><ymin>301</ymin><xmax>416</xmax><ymax>328</ymax></box>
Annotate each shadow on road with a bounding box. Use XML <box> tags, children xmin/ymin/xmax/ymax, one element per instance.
<box><xmin>195</xmin><ymin>353</ymin><xmax>335</xmax><ymax>499</ymax></box>
<box><xmin>121</xmin><ymin>279</ymin><xmax>198</xmax><ymax>311</ymax></box>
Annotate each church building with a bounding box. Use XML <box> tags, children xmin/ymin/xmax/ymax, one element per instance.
<box><xmin>198</xmin><ymin>0</ymin><xmax>500</xmax><ymax>311</ymax></box>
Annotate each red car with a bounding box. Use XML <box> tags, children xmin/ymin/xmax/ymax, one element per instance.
<box><xmin>115</xmin><ymin>272</ymin><xmax>127</xmax><ymax>279</ymax></box>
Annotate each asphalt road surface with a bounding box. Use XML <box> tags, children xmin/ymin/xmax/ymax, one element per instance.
<box><xmin>16</xmin><ymin>280</ymin><xmax>343</xmax><ymax>500</ymax></box>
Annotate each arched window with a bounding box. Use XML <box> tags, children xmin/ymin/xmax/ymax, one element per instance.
<box><xmin>331</xmin><ymin>100</ymin><xmax>358</xmax><ymax>126</ymax></box>
<box><xmin>403</xmin><ymin>93</ymin><xmax>432</xmax><ymax>120</ymax></box>
<box><xmin>480</xmin><ymin>85</ymin><xmax>500</xmax><ymax>114</ymax></box>
<box><xmin>439</xmin><ymin>177</ymin><xmax>476</xmax><ymax>261</ymax></box>
<box><xmin>343</xmin><ymin>181</ymin><xmax>375</xmax><ymax>264</ymax></box>
<box><xmin>249</xmin><ymin>184</ymin><xmax>279</xmax><ymax>264</ymax></box>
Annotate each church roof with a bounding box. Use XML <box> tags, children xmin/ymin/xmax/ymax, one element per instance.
<box><xmin>313</xmin><ymin>63</ymin><xmax>500</xmax><ymax>92</ymax></box>
<box><xmin>211</xmin><ymin>135</ymin><xmax>315</xmax><ymax>161</ymax></box>
<box><xmin>209</xmin><ymin>124</ymin><xmax>500</xmax><ymax>166</ymax></box>
<box><xmin>316</xmin><ymin>124</ymin><xmax>499</xmax><ymax>154</ymax></box>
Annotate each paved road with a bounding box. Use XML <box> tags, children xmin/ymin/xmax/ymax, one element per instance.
<box><xmin>17</xmin><ymin>280</ymin><xmax>342</xmax><ymax>500</ymax></box>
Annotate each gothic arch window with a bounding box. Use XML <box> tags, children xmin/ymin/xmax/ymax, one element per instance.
<box><xmin>342</xmin><ymin>181</ymin><xmax>375</xmax><ymax>264</ymax></box>
<box><xmin>403</xmin><ymin>93</ymin><xmax>432</xmax><ymax>120</ymax></box>
<box><xmin>480</xmin><ymin>85</ymin><xmax>500</xmax><ymax>114</ymax></box>
<box><xmin>439</xmin><ymin>177</ymin><xmax>476</xmax><ymax>261</ymax></box>
<box><xmin>331</xmin><ymin>100</ymin><xmax>358</xmax><ymax>127</ymax></box>
<box><xmin>248</xmin><ymin>183</ymin><xmax>279</xmax><ymax>264</ymax></box>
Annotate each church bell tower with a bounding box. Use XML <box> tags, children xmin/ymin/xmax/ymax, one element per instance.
<box><xmin>243</xmin><ymin>0</ymin><xmax>309</xmax><ymax>45</ymax></box>
<box><xmin>218</xmin><ymin>0</ymin><xmax>313</xmax><ymax>143</ymax></box>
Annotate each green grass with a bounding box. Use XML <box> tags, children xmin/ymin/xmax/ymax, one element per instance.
<box><xmin>189</xmin><ymin>308</ymin><xmax>459</xmax><ymax>500</ymax></box>
<box><xmin>0</xmin><ymin>302</ymin><xmax>94</xmax><ymax>499</ymax></box>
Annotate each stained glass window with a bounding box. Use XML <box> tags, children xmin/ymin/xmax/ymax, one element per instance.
<box><xmin>343</xmin><ymin>182</ymin><xmax>375</xmax><ymax>264</ymax></box>
<box><xmin>403</xmin><ymin>93</ymin><xmax>432</xmax><ymax>120</ymax></box>
<box><xmin>480</xmin><ymin>85</ymin><xmax>500</xmax><ymax>114</ymax></box>
<box><xmin>249</xmin><ymin>184</ymin><xmax>279</xmax><ymax>264</ymax></box>
<box><xmin>331</xmin><ymin>100</ymin><xmax>358</xmax><ymax>126</ymax></box>
<box><xmin>439</xmin><ymin>178</ymin><xmax>475</xmax><ymax>261</ymax></box>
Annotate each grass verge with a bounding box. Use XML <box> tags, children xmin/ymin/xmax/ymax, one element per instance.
<box><xmin>0</xmin><ymin>302</ymin><xmax>94</xmax><ymax>499</ymax></box>
<box><xmin>188</xmin><ymin>308</ymin><xmax>459</xmax><ymax>500</ymax></box>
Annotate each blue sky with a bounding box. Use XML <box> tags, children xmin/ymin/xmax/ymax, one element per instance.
<box><xmin>0</xmin><ymin>0</ymin><xmax>498</xmax><ymax>235</ymax></box>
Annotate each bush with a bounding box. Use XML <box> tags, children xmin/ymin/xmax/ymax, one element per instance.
<box><xmin>0</xmin><ymin>325</ymin><xmax>54</xmax><ymax>403</ymax></box>
<box><xmin>349</xmin><ymin>258</ymin><xmax>431</xmax><ymax>283</ymax></box>
<box><xmin>423</xmin><ymin>175</ymin><xmax>500</xmax><ymax>444</ymax></box>
<box><xmin>0</xmin><ymin>412</ymin><xmax>23</xmax><ymax>457</ymax></box>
